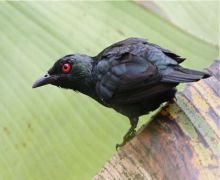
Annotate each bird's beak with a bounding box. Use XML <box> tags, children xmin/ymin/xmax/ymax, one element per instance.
<box><xmin>32</xmin><ymin>73</ymin><xmax>57</xmax><ymax>88</ymax></box>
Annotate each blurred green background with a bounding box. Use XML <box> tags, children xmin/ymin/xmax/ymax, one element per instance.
<box><xmin>0</xmin><ymin>1</ymin><xmax>219</xmax><ymax>180</ymax></box>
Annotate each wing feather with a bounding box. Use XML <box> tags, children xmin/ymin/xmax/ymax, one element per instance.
<box><xmin>93</xmin><ymin>38</ymin><xmax>187</xmax><ymax>104</ymax></box>
<box><xmin>95</xmin><ymin>53</ymin><xmax>164</xmax><ymax>104</ymax></box>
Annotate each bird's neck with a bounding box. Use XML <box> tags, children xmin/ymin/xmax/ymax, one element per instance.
<box><xmin>73</xmin><ymin>56</ymin><xmax>105</xmax><ymax>104</ymax></box>
<box><xmin>70</xmin><ymin>55</ymin><xmax>97</xmax><ymax>98</ymax></box>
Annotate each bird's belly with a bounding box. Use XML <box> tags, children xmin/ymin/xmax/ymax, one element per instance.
<box><xmin>109</xmin><ymin>88</ymin><xmax>177</xmax><ymax>118</ymax></box>
<box><xmin>111</xmin><ymin>103</ymin><xmax>141</xmax><ymax>118</ymax></box>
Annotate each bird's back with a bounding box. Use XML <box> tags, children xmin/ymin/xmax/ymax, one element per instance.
<box><xmin>95</xmin><ymin>37</ymin><xmax>185</xmax><ymax>64</ymax></box>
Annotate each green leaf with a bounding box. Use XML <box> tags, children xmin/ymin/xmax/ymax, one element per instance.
<box><xmin>153</xmin><ymin>1</ymin><xmax>219</xmax><ymax>46</ymax></box>
<box><xmin>0</xmin><ymin>1</ymin><xmax>218</xmax><ymax>180</ymax></box>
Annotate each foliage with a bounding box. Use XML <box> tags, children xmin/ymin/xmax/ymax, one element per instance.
<box><xmin>0</xmin><ymin>1</ymin><xmax>218</xmax><ymax>179</ymax></box>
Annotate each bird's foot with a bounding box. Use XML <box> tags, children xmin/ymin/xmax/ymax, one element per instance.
<box><xmin>116</xmin><ymin>129</ymin><xmax>136</xmax><ymax>150</ymax></box>
<box><xmin>116</xmin><ymin>117</ymin><xmax>138</xmax><ymax>151</ymax></box>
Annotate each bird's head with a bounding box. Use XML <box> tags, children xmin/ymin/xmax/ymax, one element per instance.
<box><xmin>32</xmin><ymin>54</ymin><xmax>93</xmax><ymax>91</ymax></box>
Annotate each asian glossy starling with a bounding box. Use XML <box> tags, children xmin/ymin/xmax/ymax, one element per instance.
<box><xmin>33</xmin><ymin>38</ymin><xmax>210</xmax><ymax>149</ymax></box>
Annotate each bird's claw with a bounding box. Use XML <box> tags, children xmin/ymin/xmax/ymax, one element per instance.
<box><xmin>115</xmin><ymin>143</ymin><xmax>123</xmax><ymax>151</ymax></box>
<box><xmin>115</xmin><ymin>129</ymin><xmax>136</xmax><ymax>151</ymax></box>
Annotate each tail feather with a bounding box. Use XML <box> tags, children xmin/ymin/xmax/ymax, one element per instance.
<box><xmin>162</xmin><ymin>67</ymin><xmax>211</xmax><ymax>83</ymax></box>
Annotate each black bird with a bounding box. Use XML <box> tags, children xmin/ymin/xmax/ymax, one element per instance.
<box><xmin>33</xmin><ymin>38</ymin><xmax>210</xmax><ymax>149</ymax></box>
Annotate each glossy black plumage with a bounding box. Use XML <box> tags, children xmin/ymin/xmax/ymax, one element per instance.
<box><xmin>33</xmin><ymin>38</ymin><xmax>210</xmax><ymax>148</ymax></box>
<box><xmin>92</xmin><ymin>38</ymin><xmax>209</xmax><ymax>118</ymax></box>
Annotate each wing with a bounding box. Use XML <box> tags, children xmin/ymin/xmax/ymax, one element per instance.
<box><xmin>94</xmin><ymin>52</ymin><xmax>166</xmax><ymax>104</ymax></box>
<box><xmin>148</xmin><ymin>42</ymin><xmax>186</xmax><ymax>63</ymax></box>
<box><xmin>93</xmin><ymin>38</ymin><xmax>191</xmax><ymax>104</ymax></box>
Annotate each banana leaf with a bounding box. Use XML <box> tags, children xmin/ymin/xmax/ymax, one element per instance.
<box><xmin>0</xmin><ymin>1</ymin><xmax>218</xmax><ymax>179</ymax></box>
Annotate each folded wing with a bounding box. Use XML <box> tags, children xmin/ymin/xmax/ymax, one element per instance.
<box><xmin>95</xmin><ymin>53</ymin><xmax>174</xmax><ymax>104</ymax></box>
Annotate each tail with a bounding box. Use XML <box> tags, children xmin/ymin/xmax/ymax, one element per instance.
<box><xmin>161</xmin><ymin>66</ymin><xmax>211</xmax><ymax>83</ymax></box>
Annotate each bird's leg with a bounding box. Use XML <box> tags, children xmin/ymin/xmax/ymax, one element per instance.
<box><xmin>116</xmin><ymin>117</ymin><xmax>138</xmax><ymax>150</ymax></box>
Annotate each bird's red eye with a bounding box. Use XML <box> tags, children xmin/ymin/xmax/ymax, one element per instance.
<box><xmin>61</xmin><ymin>63</ymin><xmax>71</xmax><ymax>73</ymax></box>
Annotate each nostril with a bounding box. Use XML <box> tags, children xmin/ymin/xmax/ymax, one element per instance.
<box><xmin>44</xmin><ymin>74</ymin><xmax>48</xmax><ymax>77</ymax></box>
